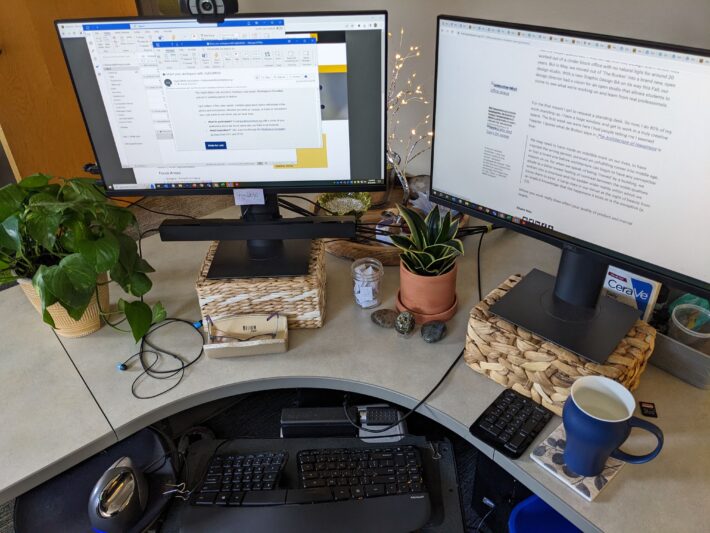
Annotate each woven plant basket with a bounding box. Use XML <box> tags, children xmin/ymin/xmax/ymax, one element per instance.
<box><xmin>465</xmin><ymin>274</ymin><xmax>656</xmax><ymax>416</ymax></box>
<box><xmin>196</xmin><ymin>240</ymin><xmax>326</xmax><ymax>329</ymax></box>
<box><xmin>17</xmin><ymin>274</ymin><xmax>109</xmax><ymax>338</ymax></box>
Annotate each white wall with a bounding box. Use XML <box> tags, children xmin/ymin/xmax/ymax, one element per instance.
<box><xmin>241</xmin><ymin>0</ymin><xmax>710</xmax><ymax>174</ymax></box>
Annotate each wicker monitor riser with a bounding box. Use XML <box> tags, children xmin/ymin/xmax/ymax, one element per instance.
<box><xmin>464</xmin><ymin>275</ymin><xmax>656</xmax><ymax>416</ymax></box>
<box><xmin>196</xmin><ymin>240</ymin><xmax>326</xmax><ymax>329</ymax></box>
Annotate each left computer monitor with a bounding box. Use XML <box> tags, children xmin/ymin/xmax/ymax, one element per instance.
<box><xmin>56</xmin><ymin>12</ymin><xmax>387</xmax><ymax>196</ymax></box>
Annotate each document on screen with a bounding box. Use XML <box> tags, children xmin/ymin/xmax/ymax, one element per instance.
<box><xmin>433</xmin><ymin>25</ymin><xmax>710</xmax><ymax>282</ymax></box>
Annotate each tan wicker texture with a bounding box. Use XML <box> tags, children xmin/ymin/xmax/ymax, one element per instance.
<box><xmin>18</xmin><ymin>276</ymin><xmax>108</xmax><ymax>338</ymax></box>
<box><xmin>196</xmin><ymin>240</ymin><xmax>326</xmax><ymax>329</ymax></box>
<box><xmin>464</xmin><ymin>274</ymin><xmax>656</xmax><ymax>416</ymax></box>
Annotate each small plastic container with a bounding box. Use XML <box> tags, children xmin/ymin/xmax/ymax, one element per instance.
<box><xmin>351</xmin><ymin>258</ymin><xmax>384</xmax><ymax>309</ymax></box>
<box><xmin>669</xmin><ymin>304</ymin><xmax>710</xmax><ymax>355</ymax></box>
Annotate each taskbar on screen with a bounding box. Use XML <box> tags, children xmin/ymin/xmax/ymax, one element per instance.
<box><xmin>430</xmin><ymin>189</ymin><xmax>544</xmax><ymax>230</ymax></box>
<box><xmin>108</xmin><ymin>178</ymin><xmax>384</xmax><ymax>191</ymax></box>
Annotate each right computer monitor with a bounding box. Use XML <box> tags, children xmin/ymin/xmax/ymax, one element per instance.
<box><xmin>431</xmin><ymin>16</ymin><xmax>710</xmax><ymax>362</ymax></box>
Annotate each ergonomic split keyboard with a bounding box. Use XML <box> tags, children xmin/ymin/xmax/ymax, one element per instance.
<box><xmin>181</xmin><ymin>439</ymin><xmax>434</xmax><ymax>533</ymax></box>
<box><xmin>191</xmin><ymin>445</ymin><xmax>425</xmax><ymax>506</ymax></box>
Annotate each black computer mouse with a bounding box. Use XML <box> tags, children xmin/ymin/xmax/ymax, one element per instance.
<box><xmin>88</xmin><ymin>456</ymin><xmax>148</xmax><ymax>533</ymax></box>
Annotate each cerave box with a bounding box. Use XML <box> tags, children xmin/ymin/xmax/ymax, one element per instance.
<box><xmin>603</xmin><ymin>266</ymin><xmax>661</xmax><ymax>322</ymax></box>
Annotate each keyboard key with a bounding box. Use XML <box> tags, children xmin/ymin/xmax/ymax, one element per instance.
<box><xmin>372</xmin><ymin>475</ymin><xmax>397</xmax><ymax>484</ymax></box>
<box><xmin>505</xmin><ymin>432</ymin><xmax>527</xmax><ymax>454</ymax></box>
<box><xmin>519</xmin><ymin>418</ymin><xmax>538</xmax><ymax>436</ymax></box>
<box><xmin>480</xmin><ymin>422</ymin><xmax>501</xmax><ymax>437</ymax></box>
<box><xmin>410</xmin><ymin>482</ymin><xmax>423</xmax><ymax>493</ymax></box>
<box><xmin>195</xmin><ymin>493</ymin><xmax>215</xmax><ymax>505</ymax></box>
<box><xmin>242</xmin><ymin>489</ymin><xmax>287</xmax><ymax>506</ymax></box>
<box><xmin>304</xmin><ymin>479</ymin><xmax>325</xmax><ymax>488</ymax></box>
<box><xmin>286</xmin><ymin>488</ymin><xmax>333</xmax><ymax>504</ymax></box>
<box><xmin>365</xmin><ymin>484</ymin><xmax>385</xmax><ymax>497</ymax></box>
<box><xmin>386</xmin><ymin>483</ymin><xmax>398</xmax><ymax>495</ymax></box>
<box><xmin>215</xmin><ymin>492</ymin><xmax>230</xmax><ymax>506</ymax></box>
<box><xmin>228</xmin><ymin>492</ymin><xmax>244</xmax><ymax>506</ymax></box>
<box><xmin>351</xmin><ymin>486</ymin><xmax>364</xmax><ymax>499</ymax></box>
<box><xmin>333</xmin><ymin>487</ymin><xmax>351</xmax><ymax>501</ymax></box>
<box><xmin>201</xmin><ymin>482</ymin><xmax>220</xmax><ymax>493</ymax></box>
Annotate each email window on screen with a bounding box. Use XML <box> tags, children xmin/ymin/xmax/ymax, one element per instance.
<box><xmin>154</xmin><ymin>38</ymin><xmax>323</xmax><ymax>153</ymax></box>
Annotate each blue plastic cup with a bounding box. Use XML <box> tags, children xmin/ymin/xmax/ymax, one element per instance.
<box><xmin>562</xmin><ymin>376</ymin><xmax>663</xmax><ymax>477</ymax></box>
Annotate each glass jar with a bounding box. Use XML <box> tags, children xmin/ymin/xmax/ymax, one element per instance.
<box><xmin>351</xmin><ymin>257</ymin><xmax>384</xmax><ymax>309</ymax></box>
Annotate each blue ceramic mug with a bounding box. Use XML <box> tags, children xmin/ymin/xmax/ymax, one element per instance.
<box><xmin>562</xmin><ymin>376</ymin><xmax>663</xmax><ymax>477</ymax></box>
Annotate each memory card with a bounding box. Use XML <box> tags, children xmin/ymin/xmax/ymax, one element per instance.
<box><xmin>639</xmin><ymin>401</ymin><xmax>657</xmax><ymax>418</ymax></box>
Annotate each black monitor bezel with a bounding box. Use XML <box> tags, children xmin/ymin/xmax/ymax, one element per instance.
<box><xmin>430</xmin><ymin>15</ymin><xmax>710</xmax><ymax>298</ymax></box>
<box><xmin>55</xmin><ymin>10</ymin><xmax>388</xmax><ymax>197</ymax></box>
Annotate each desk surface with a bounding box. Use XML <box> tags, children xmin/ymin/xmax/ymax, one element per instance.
<box><xmin>0</xmin><ymin>288</ymin><xmax>116</xmax><ymax>499</ymax></box>
<box><xmin>2</xmin><ymin>205</ymin><xmax>709</xmax><ymax>532</ymax></box>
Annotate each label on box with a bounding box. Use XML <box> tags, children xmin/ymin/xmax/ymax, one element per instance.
<box><xmin>603</xmin><ymin>266</ymin><xmax>661</xmax><ymax>322</ymax></box>
<box><xmin>234</xmin><ymin>188</ymin><xmax>265</xmax><ymax>206</ymax></box>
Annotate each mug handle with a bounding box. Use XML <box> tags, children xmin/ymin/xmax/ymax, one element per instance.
<box><xmin>610</xmin><ymin>417</ymin><xmax>664</xmax><ymax>464</ymax></box>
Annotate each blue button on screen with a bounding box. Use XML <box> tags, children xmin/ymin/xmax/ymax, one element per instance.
<box><xmin>205</xmin><ymin>141</ymin><xmax>227</xmax><ymax>150</ymax></box>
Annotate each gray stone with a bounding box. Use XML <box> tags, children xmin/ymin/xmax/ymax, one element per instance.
<box><xmin>371</xmin><ymin>309</ymin><xmax>399</xmax><ymax>329</ymax></box>
<box><xmin>421</xmin><ymin>321</ymin><xmax>447</xmax><ymax>343</ymax></box>
<box><xmin>395</xmin><ymin>311</ymin><xmax>415</xmax><ymax>336</ymax></box>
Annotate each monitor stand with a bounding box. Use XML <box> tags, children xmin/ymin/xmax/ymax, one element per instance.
<box><xmin>206</xmin><ymin>194</ymin><xmax>311</xmax><ymax>279</ymax></box>
<box><xmin>489</xmin><ymin>247</ymin><xmax>640</xmax><ymax>364</ymax></box>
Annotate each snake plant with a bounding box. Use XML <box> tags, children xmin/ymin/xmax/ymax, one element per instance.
<box><xmin>391</xmin><ymin>205</ymin><xmax>464</xmax><ymax>276</ymax></box>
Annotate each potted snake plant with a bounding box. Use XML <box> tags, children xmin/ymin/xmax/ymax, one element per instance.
<box><xmin>391</xmin><ymin>205</ymin><xmax>464</xmax><ymax>323</ymax></box>
<box><xmin>0</xmin><ymin>174</ymin><xmax>165</xmax><ymax>340</ymax></box>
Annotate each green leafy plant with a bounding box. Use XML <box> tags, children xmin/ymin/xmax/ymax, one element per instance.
<box><xmin>0</xmin><ymin>174</ymin><xmax>165</xmax><ymax>340</ymax></box>
<box><xmin>390</xmin><ymin>205</ymin><xmax>464</xmax><ymax>276</ymax></box>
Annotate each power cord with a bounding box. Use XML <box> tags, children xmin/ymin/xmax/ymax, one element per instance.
<box><xmin>92</xmin><ymin>183</ymin><xmax>198</xmax><ymax>220</ymax></box>
<box><xmin>477</xmin><ymin>232</ymin><xmax>486</xmax><ymax>303</ymax></box>
<box><xmin>343</xmin><ymin>346</ymin><xmax>466</xmax><ymax>433</ymax></box>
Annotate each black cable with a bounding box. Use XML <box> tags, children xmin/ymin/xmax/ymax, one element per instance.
<box><xmin>277</xmin><ymin>199</ymin><xmax>313</xmax><ymax>217</ymax></box>
<box><xmin>129</xmin><ymin>318</ymin><xmax>205</xmax><ymax>400</ymax></box>
<box><xmin>93</xmin><ymin>184</ymin><xmax>198</xmax><ymax>220</ymax></box>
<box><xmin>353</xmin><ymin>234</ymin><xmax>398</xmax><ymax>247</ymax></box>
<box><xmin>343</xmin><ymin>346</ymin><xmax>466</xmax><ymax>433</ymax></box>
<box><xmin>477</xmin><ymin>232</ymin><xmax>486</xmax><ymax>303</ymax></box>
<box><xmin>279</xmin><ymin>194</ymin><xmax>337</xmax><ymax>215</ymax></box>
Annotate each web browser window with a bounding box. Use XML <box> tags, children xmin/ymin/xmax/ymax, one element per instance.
<box><xmin>57</xmin><ymin>14</ymin><xmax>386</xmax><ymax>191</ymax></box>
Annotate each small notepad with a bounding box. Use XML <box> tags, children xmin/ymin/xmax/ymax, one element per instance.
<box><xmin>530</xmin><ymin>423</ymin><xmax>625</xmax><ymax>501</ymax></box>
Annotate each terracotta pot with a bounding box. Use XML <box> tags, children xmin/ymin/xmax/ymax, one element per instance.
<box><xmin>17</xmin><ymin>274</ymin><xmax>109</xmax><ymax>338</ymax></box>
<box><xmin>396</xmin><ymin>262</ymin><xmax>458</xmax><ymax>323</ymax></box>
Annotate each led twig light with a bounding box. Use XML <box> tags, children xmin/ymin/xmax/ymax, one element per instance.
<box><xmin>386</xmin><ymin>27</ymin><xmax>432</xmax><ymax>207</ymax></box>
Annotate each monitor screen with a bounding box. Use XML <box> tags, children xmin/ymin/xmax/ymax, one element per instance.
<box><xmin>56</xmin><ymin>12</ymin><xmax>386</xmax><ymax>194</ymax></box>
<box><xmin>431</xmin><ymin>17</ymin><xmax>710</xmax><ymax>294</ymax></box>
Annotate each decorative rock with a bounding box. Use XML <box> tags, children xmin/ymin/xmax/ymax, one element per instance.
<box><xmin>395</xmin><ymin>311</ymin><xmax>415</xmax><ymax>336</ymax></box>
<box><xmin>371</xmin><ymin>309</ymin><xmax>399</xmax><ymax>329</ymax></box>
<box><xmin>421</xmin><ymin>321</ymin><xmax>447</xmax><ymax>343</ymax></box>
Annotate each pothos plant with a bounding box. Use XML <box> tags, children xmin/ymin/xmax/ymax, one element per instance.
<box><xmin>0</xmin><ymin>174</ymin><xmax>165</xmax><ymax>341</ymax></box>
<box><xmin>390</xmin><ymin>205</ymin><xmax>464</xmax><ymax>276</ymax></box>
